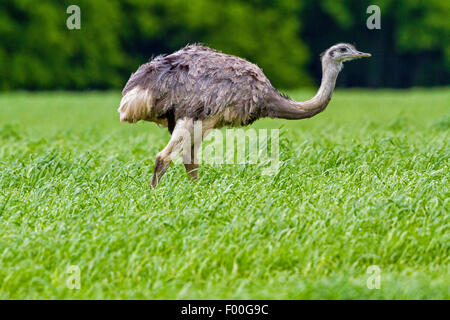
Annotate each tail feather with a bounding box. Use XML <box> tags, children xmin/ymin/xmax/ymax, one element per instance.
<box><xmin>118</xmin><ymin>87</ymin><xmax>153</xmax><ymax>123</ymax></box>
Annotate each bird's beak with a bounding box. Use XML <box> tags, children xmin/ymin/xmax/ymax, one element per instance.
<box><xmin>355</xmin><ymin>51</ymin><xmax>371</xmax><ymax>58</ymax></box>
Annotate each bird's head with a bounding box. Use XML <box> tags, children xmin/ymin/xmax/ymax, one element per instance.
<box><xmin>321</xmin><ymin>43</ymin><xmax>371</xmax><ymax>68</ymax></box>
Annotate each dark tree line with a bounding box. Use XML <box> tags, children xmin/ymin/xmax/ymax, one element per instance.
<box><xmin>0</xmin><ymin>0</ymin><xmax>448</xmax><ymax>90</ymax></box>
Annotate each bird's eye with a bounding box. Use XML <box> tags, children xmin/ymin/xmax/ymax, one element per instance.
<box><xmin>340</xmin><ymin>48</ymin><xmax>347</xmax><ymax>52</ymax></box>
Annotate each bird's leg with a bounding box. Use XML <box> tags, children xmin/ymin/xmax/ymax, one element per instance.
<box><xmin>182</xmin><ymin>119</ymin><xmax>218</xmax><ymax>180</ymax></box>
<box><xmin>151</xmin><ymin>118</ymin><xmax>193</xmax><ymax>187</ymax></box>
<box><xmin>182</xmin><ymin>120</ymin><xmax>203</xmax><ymax>180</ymax></box>
<box><xmin>183</xmin><ymin>140</ymin><xmax>203</xmax><ymax>179</ymax></box>
<box><xmin>183</xmin><ymin>144</ymin><xmax>198</xmax><ymax>179</ymax></box>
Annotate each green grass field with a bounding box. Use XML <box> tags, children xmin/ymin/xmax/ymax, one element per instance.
<box><xmin>0</xmin><ymin>89</ymin><xmax>448</xmax><ymax>299</ymax></box>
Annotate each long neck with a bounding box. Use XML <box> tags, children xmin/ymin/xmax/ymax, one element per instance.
<box><xmin>266</xmin><ymin>60</ymin><xmax>341</xmax><ymax>120</ymax></box>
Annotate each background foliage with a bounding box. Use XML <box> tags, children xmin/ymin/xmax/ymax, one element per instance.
<box><xmin>0</xmin><ymin>0</ymin><xmax>448</xmax><ymax>90</ymax></box>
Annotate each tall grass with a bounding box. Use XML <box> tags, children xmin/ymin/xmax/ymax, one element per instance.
<box><xmin>0</xmin><ymin>88</ymin><xmax>448</xmax><ymax>299</ymax></box>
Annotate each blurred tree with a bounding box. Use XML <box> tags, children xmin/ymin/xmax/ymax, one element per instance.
<box><xmin>0</xmin><ymin>0</ymin><xmax>448</xmax><ymax>90</ymax></box>
<box><xmin>0</xmin><ymin>0</ymin><xmax>125</xmax><ymax>90</ymax></box>
<box><xmin>118</xmin><ymin>0</ymin><xmax>311</xmax><ymax>88</ymax></box>
<box><xmin>301</xmin><ymin>0</ymin><xmax>450</xmax><ymax>88</ymax></box>
<box><xmin>0</xmin><ymin>0</ymin><xmax>309</xmax><ymax>90</ymax></box>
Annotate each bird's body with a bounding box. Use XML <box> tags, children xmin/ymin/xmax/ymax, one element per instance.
<box><xmin>120</xmin><ymin>44</ymin><xmax>277</xmax><ymax>129</ymax></box>
<box><xmin>119</xmin><ymin>43</ymin><xmax>371</xmax><ymax>187</ymax></box>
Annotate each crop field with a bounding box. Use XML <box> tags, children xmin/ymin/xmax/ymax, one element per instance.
<box><xmin>0</xmin><ymin>89</ymin><xmax>448</xmax><ymax>299</ymax></box>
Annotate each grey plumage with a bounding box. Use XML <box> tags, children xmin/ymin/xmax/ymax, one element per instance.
<box><xmin>121</xmin><ymin>44</ymin><xmax>276</xmax><ymax>127</ymax></box>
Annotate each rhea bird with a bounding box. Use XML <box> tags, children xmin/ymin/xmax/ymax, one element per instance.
<box><xmin>118</xmin><ymin>43</ymin><xmax>371</xmax><ymax>187</ymax></box>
